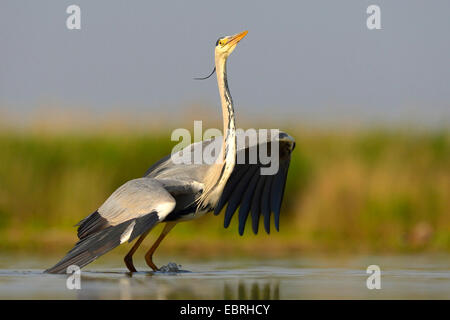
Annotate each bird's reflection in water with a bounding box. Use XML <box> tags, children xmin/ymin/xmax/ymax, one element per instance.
<box><xmin>76</xmin><ymin>272</ymin><xmax>200</xmax><ymax>299</ymax></box>
<box><xmin>119</xmin><ymin>277</ymin><xmax>132</xmax><ymax>300</ymax></box>
<box><xmin>224</xmin><ymin>280</ymin><xmax>280</xmax><ymax>300</ymax></box>
<box><xmin>74</xmin><ymin>271</ymin><xmax>279</xmax><ymax>300</ymax></box>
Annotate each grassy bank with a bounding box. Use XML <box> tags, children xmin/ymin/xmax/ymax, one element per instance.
<box><xmin>0</xmin><ymin>127</ymin><xmax>449</xmax><ymax>255</ymax></box>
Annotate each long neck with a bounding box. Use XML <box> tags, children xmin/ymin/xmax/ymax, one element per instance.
<box><xmin>196</xmin><ymin>55</ymin><xmax>237</xmax><ymax>210</ymax></box>
<box><xmin>215</xmin><ymin>56</ymin><xmax>236</xmax><ymax>165</ymax></box>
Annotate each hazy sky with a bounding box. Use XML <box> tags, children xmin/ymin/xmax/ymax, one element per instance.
<box><xmin>1</xmin><ymin>1</ymin><xmax>449</xmax><ymax>127</ymax></box>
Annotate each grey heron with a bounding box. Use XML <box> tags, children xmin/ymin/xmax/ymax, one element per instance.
<box><xmin>45</xmin><ymin>31</ymin><xmax>295</xmax><ymax>274</ymax></box>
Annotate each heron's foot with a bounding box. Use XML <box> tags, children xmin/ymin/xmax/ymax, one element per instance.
<box><xmin>145</xmin><ymin>254</ymin><xmax>159</xmax><ymax>272</ymax></box>
<box><xmin>124</xmin><ymin>254</ymin><xmax>137</xmax><ymax>273</ymax></box>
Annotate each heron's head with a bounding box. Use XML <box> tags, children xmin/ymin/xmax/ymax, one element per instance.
<box><xmin>194</xmin><ymin>31</ymin><xmax>248</xmax><ymax>80</ymax></box>
<box><xmin>215</xmin><ymin>30</ymin><xmax>248</xmax><ymax>59</ymax></box>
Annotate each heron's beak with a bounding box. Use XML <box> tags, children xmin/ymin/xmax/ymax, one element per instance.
<box><xmin>227</xmin><ymin>30</ymin><xmax>248</xmax><ymax>47</ymax></box>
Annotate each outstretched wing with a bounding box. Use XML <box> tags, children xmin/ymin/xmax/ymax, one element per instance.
<box><xmin>77</xmin><ymin>178</ymin><xmax>176</xmax><ymax>239</ymax></box>
<box><xmin>45</xmin><ymin>178</ymin><xmax>176</xmax><ymax>274</ymax></box>
<box><xmin>214</xmin><ymin>131</ymin><xmax>295</xmax><ymax>235</ymax></box>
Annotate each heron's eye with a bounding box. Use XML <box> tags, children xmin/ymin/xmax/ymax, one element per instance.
<box><xmin>215</xmin><ymin>36</ymin><xmax>226</xmax><ymax>46</ymax></box>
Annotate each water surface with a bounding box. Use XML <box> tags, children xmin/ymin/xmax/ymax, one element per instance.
<box><xmin>0</xmin><ymin>254</ymin><xmax>448</xmax><ymax>299</ymax></box>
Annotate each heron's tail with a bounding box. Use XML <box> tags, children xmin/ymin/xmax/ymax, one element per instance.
<box><xmin>45</xmin><ymin>214</ymin><xmax>159</xmax><ymax>274</ymax></box>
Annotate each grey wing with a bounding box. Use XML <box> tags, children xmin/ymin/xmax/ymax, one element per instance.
<box><xmin>214</xmin><ymin>131</ymin><xmax>295</xmax><ymax>235</ymax></box>
<box><xmin>144</xmin><ymin>139</ymin><xmax>219</xmax><ymax>181</ymax></box>
<box><xmin>45</xmin><ymin>178</ymin><xmax>176</xmax><ymax>274</ymax></box>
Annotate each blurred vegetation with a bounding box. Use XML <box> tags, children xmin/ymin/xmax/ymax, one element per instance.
<box><xmin>0</xmin><ymin>126</ymin><xmax>449</xmax><ymax>256</ymax></box>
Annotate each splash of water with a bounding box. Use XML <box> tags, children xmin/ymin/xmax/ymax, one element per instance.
<box><xmin>158</xmin><ymin>262</ymin><xmax>182</xmax><ymax>273</ymax></box>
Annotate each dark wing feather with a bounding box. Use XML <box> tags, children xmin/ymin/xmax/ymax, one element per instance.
<box><xmin>215</xmin><ymin>131</ymin><xmax>295</xmax><ymax>235</ymax></box>
<box><xmin>262</xmin><ymin>175</ymin><xmax>274</xmax><ymax>234</ymax></box>
<box><xmin>251</xmin><ymin>175</ymin><xmax>266</xmax><ymax>234</ymax></box>
<box><xmin>214</xmin><ymin>164</ymin><xmax>250</xmax><ymax>215</ymax></box>
<box><xmin>76</xmin><ymin>211</ymin><xmax>110</xmax><ymax>240</ymax></box>
<box><xmin>224</xmin><ymin>165</ymin><xmax>259</xmax><ymax>228</ymax></box>
<box><xmin>270</xmin><ymin>158</ymin><xmax>290</xmax><ymax>231</ymax></box>
<box><xmin>238</xmin><ymin>170</ymin><xmax>260</xmax><ymax>235</ymax></box>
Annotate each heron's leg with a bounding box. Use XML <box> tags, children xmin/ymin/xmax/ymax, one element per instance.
<box><xmin>124</xmin><ymin>229</ymin><xmax>150</xmax><ymax>273</ymax></box>
<box><xmin>145</xmin><ymin>222</ymin><xmax>176</xmax><ymax>271</ymax></box>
